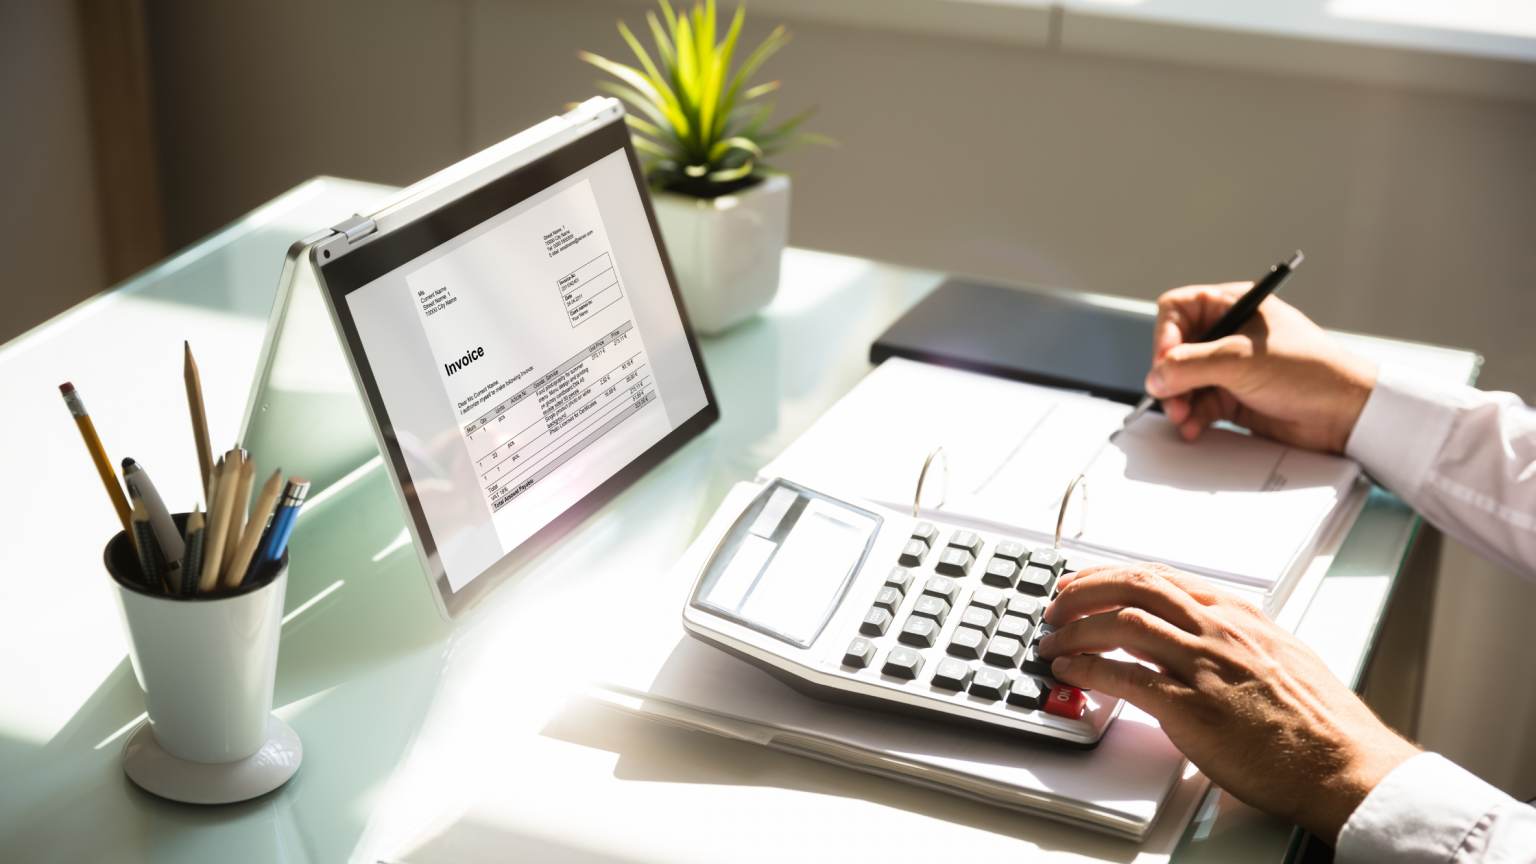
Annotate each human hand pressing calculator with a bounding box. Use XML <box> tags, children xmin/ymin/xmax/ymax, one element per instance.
<box><xmin>682</xmin><ymin>478</ymin><xmax>1123</xmax><ymax>747</ymax></box>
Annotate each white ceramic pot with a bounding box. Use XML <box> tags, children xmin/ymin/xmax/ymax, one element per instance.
<box><xmin>651</xmin><ymin>173</ymin><xmax>789</xmax><ymax>335</ymax></box>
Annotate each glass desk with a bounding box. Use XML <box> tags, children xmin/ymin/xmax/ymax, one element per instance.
<box><xmin>0</xmin><ymin>178</ymin><xmax>1478</xmax><ymax>863</ymax></box>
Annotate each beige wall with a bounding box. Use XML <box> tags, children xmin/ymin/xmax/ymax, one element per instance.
<box><xmin>5</xmin><ymin>0</ymin><xmax>1534</xmax><ymax>798</ymax></box>
<box><xmin>0</xmin><ymin>0</ymin><xmax>108</xmax><ymax>344</ymax></box>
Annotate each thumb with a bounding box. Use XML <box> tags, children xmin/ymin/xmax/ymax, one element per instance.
<box><xmin>1146</xmin><ymin>336</ymin><xmax>1251</xmax><ymax>399</ymax></box>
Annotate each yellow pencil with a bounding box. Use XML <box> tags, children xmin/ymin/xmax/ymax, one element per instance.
<box><xmin>59</xmin><ymin>382</ymin><xmax>132</xmax><ymax>533</ymax></box>
<box><xmin>221</xmin><ymin>451</ymin><xmax>254</xmax><ymax>579</ymax></box>
<box><xmin>184</xmin><ymin>342</ymin><xmax>215</xmax><ymax>501</ymax></box>
<box><xmin>199</xmin><ymin>453</ymin><xmax>239</xmax><ymax>593</ymax></box>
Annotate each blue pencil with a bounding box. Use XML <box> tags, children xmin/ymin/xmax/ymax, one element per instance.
<box><xmin>245</xmin><ymin>477</ymin><xmax>309</xmax><ymax>584</ymax></box>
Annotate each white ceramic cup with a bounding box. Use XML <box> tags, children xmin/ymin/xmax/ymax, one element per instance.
<box><xmin>106</xmin><ymin>525</ymin><xmax>288</xmax><ymax>764</ymax></box>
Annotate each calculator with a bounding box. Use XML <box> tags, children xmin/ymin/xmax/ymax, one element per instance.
<box><xmin>682</xmin><ymin>478</ymin><xmax>1123</xmax><ymax>747</ymax></box>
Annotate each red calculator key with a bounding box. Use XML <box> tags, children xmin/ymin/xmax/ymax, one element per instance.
<box><xmin>1043</xmin><ymin>685</ymin><xmax>1087</xmax><ymax>720</ymax></box>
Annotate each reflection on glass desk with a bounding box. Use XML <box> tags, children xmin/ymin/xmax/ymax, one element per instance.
<box><xmin>0</xmin><ymin>177</ymin><xmax>1475</xmax><ymax>863</ymax></box>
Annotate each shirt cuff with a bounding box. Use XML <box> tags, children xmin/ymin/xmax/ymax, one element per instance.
<box><xmin>1336</xmin><ymin>752</ymin><xmax>1509</xmax><ymax>864</ymax></box>
<box><xmin>1345</xmin><ymin>364</ymin><xmax>1475</xmax><ymax>501</ymax></box>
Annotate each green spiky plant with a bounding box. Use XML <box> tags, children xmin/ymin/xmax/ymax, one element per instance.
<box><xmin>579</xmin><ymin>0</ymin><xmax>829</xmax><ymax>199</ymax></box>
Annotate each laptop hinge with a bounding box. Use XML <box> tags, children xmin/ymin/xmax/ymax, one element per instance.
<box><xmin>331</xmin><ymin>215</ymin><xmax>378</xmax><ymax>245</ymax></box>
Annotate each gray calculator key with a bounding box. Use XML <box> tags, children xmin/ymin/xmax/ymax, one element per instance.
<box><xmin>935</xmin><ymin>547</ymin><xmax>974</xmax><ymax>577</ymax></box>
<box><xmin>993</xmin><ymin>540</ymin><xmax>1029</xmax><ymax>562</ymax></box>
<box><xmin>969</xmin><ymin>586</ymin><xmax>1008</xmax><ymax>616</ymax></box>
<box><xmin>969</xmin><ymin>667</ymin><xmax>1011</xmax><ymax>700</ymax></box>
<box><xmin>984</xmin><ymin>635</ymin><xmax>1025</xmax><ymax>667</ymax></box>
<box><xmin>874</xmin><ymin>586</ymin><xmax>904</xmax><ymax>613</ymax></box>
<box><xmin>898</xmin><ymin>538</ymin><xmax>928</xmax><ymax>567</ymax></box>
<box><xmin>932</xmin><ymin>658</ymin><xmax>973</xmax><ymax>691</ymax></box>
<box><xmin>1028</xmin><ymin>547</ymin><xmax>1066</xmax><ymax>576</ymax></box>
<box><xmin>1018</xmin><ymin>564</ymin><xmax>1058</xmax><ymax>597</ymax></box>
<box><xmin>898</xmin><ymin>615</ymin><xmax>941</xmax><ymax>647</ymax></box>
<box><xmin>923</xmin><ymin>575</ymin><xmax>961</xmax><ymax>604</ymax></box>
<box><xmin>1007</xmin><ymin>675</ymin><xmax>1048</xmax><ymax>709</ymax></box>
<box><xmin>1020</xmin><ymin>638</ymin><xmax>1053</xmax><ymax>676</ymax></box>
<box><xmin>996</xmin><ymin>614</ymin><xmax>1032</xmax><ymax>641</ymax></box>
<box><xmin>844</xmin><ymin>637</ymin><xmax>876</xmax><ymax>668</ymax></box>
<box><xmin>885</xmin><ymin>567</ymin><xmax>913</xmax><ymax>594</ymax></box>
<box><xmin>911</xmin><ymin>521</ymin><xmax>939</xmax><ymax>548</ymax></box>
<box><xmin>982</xmin><ymin>556</ymin><xmax>1019</xmax><ymax>588</ymax></box>
<box><xmin>883</xmin><ymin>646</ymin><xmax>925</xmax><ymax>679</ymax></box>
<box><xmin>947</xmin><ymin>529</ymin><xmax>984</xmax><ymax>557</ymax></box>
<box><xmin>946</xmin><ymin>626</ymin><xmax>986</xmax><ymax>659</ymax></box>
<box><xmin>959</xmin><ymin>606</ymin><xmax>997</xmax><ymax>637</ymax></box>
<box><xmin>911</xmin><ymin>595</ymin><xmax>951</xmax><ymax>626</ymax></box>
<box><xmin>860</xmin><ymin>607</ymin><xmax>893</xmax><ymax>636</ymax></box>
<box><xmin>1006</xmin><ymin>595</ymin><xmax>1044</xmax><ymax>623</ymax></box>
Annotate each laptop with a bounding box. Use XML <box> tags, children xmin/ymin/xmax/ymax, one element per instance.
<box><xmin>240</xmin><ymin>97</ymin><xmax>718</xmax><ymax>619</ymax></box>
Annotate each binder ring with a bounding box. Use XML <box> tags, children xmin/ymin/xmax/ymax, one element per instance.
<box><xmin>913</xmin><ymin>447</ymin><xmax>948</xmax><ymax>518</ymax></box>
<box><xmin>1055</xmin><ymin>473</ymin><xmax>1088</xmax><ymax>551</ymax></box>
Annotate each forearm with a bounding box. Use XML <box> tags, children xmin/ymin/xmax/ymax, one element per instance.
<box><xmin>1345</xmin><ymin>365</ymin><xmax>1536</xmax><ymax>582</ymax></box>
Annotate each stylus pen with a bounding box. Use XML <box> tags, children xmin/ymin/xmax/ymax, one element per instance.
<box><xmin>246</xmin><ymin>477</ymin><xmax>309</xmax><ymax>584</ymax></box>
<box><xmin>1120</xmin><ymin>250</ymin><xmax>1304</xmax><ymax>431</ymax></box>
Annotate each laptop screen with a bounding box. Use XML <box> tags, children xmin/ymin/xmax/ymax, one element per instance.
<box><xmin>318</xmin><ymin>114</ymin><xmax>715</xmax><ymax>616</ymax></box>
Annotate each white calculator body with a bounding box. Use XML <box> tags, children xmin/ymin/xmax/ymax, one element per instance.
<box><xmin>682</xmin><ymin>479</ymin><xmax>1123</xmax><ymax>748</ymax></box>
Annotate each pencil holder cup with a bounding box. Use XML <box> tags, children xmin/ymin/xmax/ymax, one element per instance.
<box><xmin>104</xmin><ymin>515</ymin><xmax>302</xmax><ymax>804</ymax></box>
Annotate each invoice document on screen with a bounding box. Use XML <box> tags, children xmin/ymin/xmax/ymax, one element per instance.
<box><xmin>759</xmin><ymin>358</ymin><xmax>1362</xmax><ymax>590</ymax></box>
<box><xmin>403</xmin><ymin>178</ymin><xmax>672</xmax><ymax>576</ymax></box>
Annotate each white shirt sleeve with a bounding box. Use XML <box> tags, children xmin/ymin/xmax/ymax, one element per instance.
<box><xmin>1345</xmin><ymin>363</ymin><xmax>1536</xmax><ymax>583</ymax></box>
<box><xmin>1335</xmin><ymin>752</ymin><xmax>1536</xmax><ymax>863</ymax></box>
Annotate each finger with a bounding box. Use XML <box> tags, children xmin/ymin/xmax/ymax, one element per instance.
<box><xmin>1045</xmin><ymin>565</ymin><xmax>1205</xmax><ymax>632</ymax></box>
<box><xmin>1159</xmin><ymin>393</ymin><xmax>1192</xmax><ymax>426</ymax></box>
<box><xmin>1178</xmin><ymin>387</ymin><xmax>1232</xmax><ymax>441</ymax></box>
<box><xmin>1049</xmin><ymin>654</ymin><xmax>1186</xmax><ymax>720</ymax></box>
<box><xmin>1148</xmin><ymin>335</ymin><xmax>1254</xmax><ymax>400</ymax></box>
<box><xmin>1040</xmin><ymin>608</ymin><xmax>1201</xmax><ymax>677</ymax></box>
<box><xmin>1152</xmin><ymin>283</ymin><xmax>1252</xmax><ymax>360</ymax></box>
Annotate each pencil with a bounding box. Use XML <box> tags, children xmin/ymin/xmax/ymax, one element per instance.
<box><xmin>59</xmin><ymin>383</ymin><xmax>132</xmax><ymax>533</ymax></box>
<box><xmin>221</xmin><ymin>451</ymin><xmax>254</xmax><ymax>579</ymax></box>
<box><xmin>184</xmin><ymin>342</ymin><xmax>215</xmax><ymax>500</ymax></box>
<box><xmin>199</xmin><ymin>453</ymin><xmax>239</xmax><ymax>593</ymax></box>
<box><xmin>223</xmin><ymin>469</ymin><xmax>282</xmax><ymax>590</ymax></box>
<box><xmin>130</xmin><ymin>497</ymin><xmax>166</xmax><ymax>591</ymax></box>
<box><xmin>182</xmin><ymin>506</ymin><xmax>205</xmax><ymax>596</ymax></box>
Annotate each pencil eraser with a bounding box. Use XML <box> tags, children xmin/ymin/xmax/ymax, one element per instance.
<box><xmin>59</xmin><ymin>382</ymin><xmax>75</xmax><ymax>394</ymax></box>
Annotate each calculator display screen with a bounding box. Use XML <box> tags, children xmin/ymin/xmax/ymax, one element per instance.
<box><xmin>697</xmin><ymin>484</ymin><xmax>878</xmax><ymax>647</ymax></box>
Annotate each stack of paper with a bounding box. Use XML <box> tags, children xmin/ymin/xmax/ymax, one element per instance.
<box><xmin>759</xmin><ymin>358</ymin><xmax>1362</xmax><ymax>600</ymax></box>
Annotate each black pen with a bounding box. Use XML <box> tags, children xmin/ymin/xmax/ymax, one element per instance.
<box><xmin>1120</xmin><ymin>250</ymin><xmax>1304</xmax><ymax>431</ymax></box>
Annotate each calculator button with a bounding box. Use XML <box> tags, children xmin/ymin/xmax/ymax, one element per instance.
<box><xmin>898</xmin><ymin>538</ymin><xmax>928</xmax><ymax>567</ymax></box>
<box><xmin>922</xmin><ymin>575</ymin><xmax>961</xmax><ymax>605</ymax></box>
<box><xmin>1043</xmin><ymin>685</ymin><xmax>1088</xmax><ymax>719</ymax></box>
<box><xmin>932</xmin><ymin>658</ymin><xmax>973</xmax><ymax>691</ymax></box>
<box><xmin>969</xmin><ymin>586</ymin><xmax>1008</xmax><ymax>616</ymax></box>
<box><xmin>873</xmin><ymin>586</ymin><xmax>904</xmax><ymax>613</ymax></box>
<box><xmin>1006</xmin><ymin>595</ymin><xmax>1044</xmax><ymax>624</ymax></box>
<box><xmin>1020</xmin><ymin>638</ymin><xmax>1053</xmax><ymax>676</ymax></box>
<box><xmin>993</xmin><ymin>540</ymin><xmax>1029</xmax><ymax>562</ymax></box>
<box><xmin>882</xmin><ymin>647</ymin><xmax>925</xmax><ymax>679</ymax></box>
<box><xmin>884</xmin><ymin>567</ymin><xmax>914</xmax><ymax>594</ymax></box>
<box><xmin>946</xmin><ymin>626</ymin><xmax>986</xmax><ymax>659</ymax></box>
<box><xmin>1028</xmin><ymin>548</ymin><xmax>1066</xmax><ymax>576</ymax></box>
<box><xmin>911</xmin><ymin>521</ymin><xmax>939</xmax><ymax>548</ymax></box>
<box><xmin>969</xmin><ymin>668</ymin><xmax>1011</xmax><ymax>701</ymax></box>
<box><xmin>844</xmin><ymin>637</ymin><xmax>876</xmax><ymax>668</ymax></box>
<box><xmin>860</xmin><ymin>607</ymin><xmax>893</xmax><ymax>636</ymax></box>
<box><xmin>959</xmin><ymin>606</ymin><xmax>997</xmax><ymax>637</ymax></box>
<box><xmin>983</xmin><ymin>635</ymin><xmax>1025</xmax><ymax>667</ymax></box>
<box><xmin>996</xmin><ymin>614</ymin><xmax>1032</xmax><ymax>641</ymax></box>
<box><xmin>898</xmin><ymin>615</ymin><xmax>941</xmax><ymax>647</ymax></box>
<box><xmin>911</xmin><ymin>596</ymin><xmax>951</xmax><ymax>626</ymax></box>
<box><xmin>1018</xmin><ymin>564</ymin><xmax>1058</xmax><ymax>597</ymax></box>
<box><xmin>981</xmin><ymin>557</ymin><xmax>1019</xmax><ymax>588</ymax></box>
<box><xmin>935</xmin><ymin>547</ymin><xmax>974</xmax><ymax>577</ymax></box>
<box><xmin>947</xmin><ymin>530</ymin><xmax>984</xmax><ymax>557</ymax></box>
<box><xmin>1006</xmin><ymin>675</ymin><xmax>1048</xmax><ymax>710</ymax></box>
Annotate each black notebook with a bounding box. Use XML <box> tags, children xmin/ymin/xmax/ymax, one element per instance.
<box><xmin>870</xmin><ymin>278</ymin><xmax>1155</xmax><ymax>404</ymax></box>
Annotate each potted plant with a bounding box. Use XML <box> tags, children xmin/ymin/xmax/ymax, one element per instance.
<box><xmin>580</xmin><ymin>0</ymin><xmax>828</xmax><ymax>334</ymax></box>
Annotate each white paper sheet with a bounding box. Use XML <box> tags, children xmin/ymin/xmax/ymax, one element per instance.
<box><xmin>758</xmin><ymin>359</ymin><xmax>1360</xmax><ymax>589</ymax></box>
